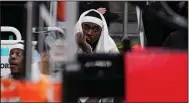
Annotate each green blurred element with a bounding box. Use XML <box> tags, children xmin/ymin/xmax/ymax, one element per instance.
<box><xmin>9</xmin><ymin>35</ymin><xmax>13</xmax><ymax>40</ymax></box>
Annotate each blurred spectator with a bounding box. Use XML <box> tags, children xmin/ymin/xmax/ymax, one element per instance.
<box><xmin>78</xmin><ymin>1</ymin><xmax>119</xmax><ymax>27</ymax></box>
<box><xmin>168</xmin><ymin>1</ymin><xmax>188</xmax><ymax>19</ymax></box>
<box><xmin>142</xmin><ymin>1</ymin><xmax>187</xmax><ymax>47</ymax></box>
<box><xmin>163</xmin><ymin>30</ymin><xmax>188</xmax><ymax>50</ymax></box>
<box><xmin>162</xmin><ymin>2</ymin><xmax>188</xmax><ymax>50</ymax></box>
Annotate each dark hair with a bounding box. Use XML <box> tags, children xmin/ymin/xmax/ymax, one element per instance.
<box><xmin>86</xmin><ymin>11</ymin><xmax>102</xmax><ymax>20</ymax></box>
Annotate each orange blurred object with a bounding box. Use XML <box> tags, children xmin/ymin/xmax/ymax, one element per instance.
<box><xmin>57</xmin><ymin>1</ymin><xmax>65</xmax><ymax>21</ymax></box>
<box><xmin>53</xmin><ymin>83</ymin><xmax>62</xmax><ymax>102</ymax></box>
<box><xmin>1</xmin><ymin>79</ymin><xmax>48</xmax><ymax>102</ymax></box>
<box><xmin>1</xmin><ymin>77</ymin><xmax>62</xmax><ymax>102</ymax></box>
<box><xmin>132</xmin><ymin>45</ymin><xmax>144</xmax><ymax>52</ymax></box>
<box><xmin>1</xmin><ymin>79</ymin><xmax>20</xmax><ymax>99</ymax></box>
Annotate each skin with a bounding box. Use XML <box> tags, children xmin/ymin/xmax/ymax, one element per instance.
<box><xmin>39</xmin><ymin>52</ymin><xmax>50</xmax><ymax>75</ymax></box>
<box><xmin>97</xmin><ymin>8</ymin><xmax>106</xmax><ymax>15</ymax></box>
<box><xmin>9</xmin><ymin>48</ymin><xmax>24</xmax><ymax>78</ymax></box>
<box><xmin>76</xmin><ymin>22</ymin><xmax>102</xmax><ymax>53</ymax></box>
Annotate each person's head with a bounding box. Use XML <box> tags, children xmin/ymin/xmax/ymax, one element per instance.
<box><xmin>9</xmin><ymin>42</ymin><xmax>24</xmax><ymax>74</ymax></box>
<box><xmin>81</xmin><ymin>11</ymin><xmax>103</xmax><ymax>45</ymax></box>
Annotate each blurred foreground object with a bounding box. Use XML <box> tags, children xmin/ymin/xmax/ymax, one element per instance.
<box><xmin>163</xmin><ymin>30</ymin><xmax>188</xmax><ymax>50</ymax></box>
<box><xmin>57</xmin><ymin>1</ymin><xmax>65</xmax><ymax>21</ymax></box>
<box><xmin>63</xmin><ymin>40</ymin><xmax>187</xmax><ymax>102</ymax></box>
<box><xmin>130</xmin><ymin>1</ymin><xmax>188</xmax><ymax>46</ymax></box>
<box><xmin>125</xmin><ymin>48</ymin><xmax>187</xmax><ymax>102</ymax></box>
<box><xmin>1</xmin><ymin>78</ymin><xmax>62</xmax><ymax>102</ymax></box>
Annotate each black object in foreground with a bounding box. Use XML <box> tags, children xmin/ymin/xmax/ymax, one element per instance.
<box><xmin>63</xmin><ymin>40</ymin><xmax>130</xmax><ymax>103</ymax></box>
<box><xmin>63</xmin><ymin>53</ymin><xmax>124</xmax><ymax>103</ymax></box>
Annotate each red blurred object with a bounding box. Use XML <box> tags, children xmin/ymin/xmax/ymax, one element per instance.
<box><xmin>124</xmin><ymin>49</ymin><xmax>188</xmax><ymax>102</ymax></box>
<box><xmin>57</xmin><ymin>1</ymin><xmax>65</xmax><ymax>21</ymax></box>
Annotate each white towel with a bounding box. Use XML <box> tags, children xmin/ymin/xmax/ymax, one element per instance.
<box><xmin>75</xmin><ymin>9</ymin><xmax>119</xmax><ymax>54</ymax></box>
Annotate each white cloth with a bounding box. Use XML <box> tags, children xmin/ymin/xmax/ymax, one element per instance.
<box><xmin>76</xmin><ymin>9</ymin><xmax>118</xmax><ymax>103</ymax></box>
<box><xmin>75</xmin><ymin>9</ymin><xmax>119</xmax><ymax>54</ymax></box>
<box><xmin>82</xmin><ymin>16</ymin><xmax>103</xmax><ymax>28</ymax></box>
<box><xmin>12</xmin><ymin>43</ymin><xmax>24</xmax><ymax>50</ymax></box>
<box><xmin>10</xmin><ymin>41</ymin><xmax>24</xmax><ymax>50</ymax></box>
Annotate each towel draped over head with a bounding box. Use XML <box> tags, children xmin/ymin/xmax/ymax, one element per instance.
<box><xmin>75</xmin><ymin>9</ymin><xmax>119</xmax><ymax>53</ymax></box>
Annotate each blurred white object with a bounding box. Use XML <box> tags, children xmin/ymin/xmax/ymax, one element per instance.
<box><xmin>1</xmin><ymin>26</ymin><xmax>22</xmax><ymax>40</ymax></box>
<box><xmin>32</xmin><ymin>48</ymin><xmax>41</xmax><ymax>63</ymax></box>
